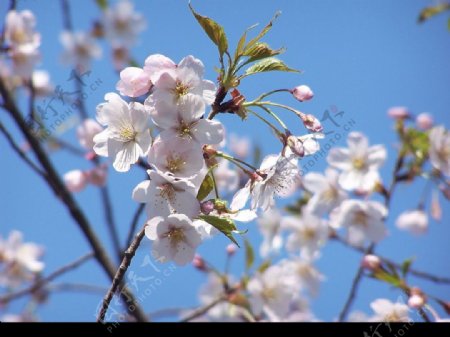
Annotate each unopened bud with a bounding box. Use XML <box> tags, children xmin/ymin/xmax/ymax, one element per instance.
<box><xmin>387</xmin><ymin>106</ymin><xmax>410</xmax><ymax>120</ymax></box>
<box><xmin>85</xmin><ymin>151</ymin><xmax>96</xmax><ymax>161</ymax></box>
<box><xmin>192</xmin><ymin>254</ymin><xmax>206</xmax><ymax>271</ymax></box>
<box><xmin>416</xmin><ymin>113</ymin><xmax>433</xmax><ymax>130</ymax></box>
<box><xmin>361</xmin><ymin>254</ymin><xmax>381</xmax><ymax>271</ymax></box>
<box><xmin>408</xmin><ymin>294</ymin><xmax>426</xmax><ymax>309</ymax></box>
<box><xmin>226</xmin><ymin>244</ymin><xmax>237</xmax><ymax>255</ymax></box>
<box><xmin>287</xmin><ymin>135</ymin><xmax>305</xmax><ymax>157</ymax></box>
<box><xmin>291</xmin><ymin>85</ymin><xmax>314</xmax><ymax>102</ymax></box>
<box><xmin>200</xmin><ymin>200</ymin><xmax>215</xmax><ymax>215</ymax></box>
<box><xmin>203</xmin><ymin>145</ymin><xmax>218</xmax><ymax>158</ymax></box>
<box><xmin>214</xmin><ymin>199</ymin><xmax>228</xmax><ymax>212</ymax></box>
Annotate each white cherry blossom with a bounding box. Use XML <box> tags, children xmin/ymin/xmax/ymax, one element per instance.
<box><xmin>132</xmin><ymin>169</ymin><xmax>200</xmax><ymax>218</ymax></box>
<box><xmin>327</xmin><ymin>132</ymin><xmax>386</xmax><ymax>191</ymax></box>
<box><xmin>60</xmin><ymin>31</ymin><xmax>101</xmax><ymax>69</ymax></box>
<box><xmin>93</xmin><ymin>93</ymin><xmax>151</xmax><ymax>172</ymax></box>
<box><xmin>4</xmin><ymin>10</ymin><xmax>40</xmax><ymax>50</ymax></box>
<box><xmin>429</xmin><ymin>125</ymin><xmax>450</xmax><ymax>176</ymax></box>
<box><xmin>76</xmin><ymin>118</ymin><xmax>103</xmax><ymax>150</ymax></box>
<box><xmin>145</xmin><ymin>214</ymin><xmax>202</xmax><ymax>266</ymax></box>
<box><xmin>303</xmin><ymin>168</ymin><xmax>347</xmax><ymax>216</ymax></box>
<box><xmin>395</xmin><ymin>209</ymin><xmax>428</xmax><ymax>235</ymax></box>
<box><xmin>330</xmin><ymin>199</ymin><xmax>387</xmax><ymax>247</ymax></box>
<box><xmin>257</xmin><ymin>209</ymin><xmax>283</xmax><ymax>258</ymax></box>
<box><xmin>280</xmin><ymin>258</ymin><xmax>324</xmax><ymax>297</ymax></box>
<box><xmin>369</xmin><ymin>298</ymin><xmax>410</xmax><ymax>322</ymax></box>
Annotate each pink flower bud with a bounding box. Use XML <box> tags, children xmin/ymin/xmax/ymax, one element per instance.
<box><xmin>200</xmin><ymin>200</ymin><xmax>215</xmax><ymax>215</ymax></box>
<box><xmin>416</xmin><ymin>113</ymin><xmax>433</xmax><ymax>130</ymax></box>
<box><xmin>361</xmin><ymin>254</ymin><xmax>381</xmax><ymax>271</ymax></box>
<box><xmin>292</xmin><ymin>85</ymin><xmax>314</xmax><ymax>102</ymax></box>
<box><xmin>192</xmin><ymin>254</ymin><xmax>206</xmax><ymax>271</ymax></box>
<box><xmin>84</xmin><ymin>151</ymin><xmax>96</xmax><ymax>161</ymax></box>
<box><xmin>226</xmin><ymin>244</ymin><xmax>237</xmax><ymax>255</ymax></box>
<box><xmin>387</xmin><ymin>106</ymin><xmax>410</xmax><ymax>120</ymax></box>
<box><xmin>116</xmin><ymin>66</ymin><xmax>152</xmax><ymax>97</ymax></box>
<box><xmin>408</xmin><ymin>294</ymin><xmax>425</xmax><ymax>309</ymax></box>
<box><xmin>86</xmin><ymin>165</ymin><xmax>107</xmax><ymax>186</ymax></box>
<box><xmin>63</xmin><ymin>169</ymin><xmax>87</xmax><ymax>193</ymax></box>
<box><xmin>76</xmin><ymin>119</ymin><xmax>102</xmax><ymax>150</ymax></box>
<box><xmin>302</xmin><ymin>114</ymin><xmax>323</xmax><ymax>132</ymax></box>
<box><xmin>287</xmin><ymin>135</ymin><xmax>305</xmax><ymax>157</ymax></box>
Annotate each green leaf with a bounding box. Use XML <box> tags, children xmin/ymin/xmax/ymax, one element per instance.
<box><xmin>196</xmin><ymin>174</ymin><xmax>214</xmax><ymax>201</ymax></box>
<box><xmin>373</xmin><ymin>269</ymin><xmax>403</xmax><ymax>288</ymax></box>
<box><xmin>189</xmin><ymin>4</ymin><xmax>228</xmax><ymax>58</ymax></box>
<box><xmin>257</xmin><ymin>260</ymin><xmax>271</xmax><ymax>273</ymax></box>
<box><xmin>244</xmin><ymin>239</ymin><xmax>255</xmax><ymax>270</ymax></box>
<box><xmin>243</xmin><ymin>42</ymin><xmax>286</xmax><ymax>63</ymax></box>
<box><xmin>448</xmin><ymin>18</ymin><xmax>450</xmax><ymax>31</ymax></box>
<box><xmin>234</xmin><ymin>23</ymin><xmax>258</xmax><ymax>61</ymax></box>
<box><xmin>95</xmin><ymin>0</ymin><xmax>108</xmax><ymax>10</ymax></box>
<box><xmin>199</xmin><ymin>215</ymin><xmax>240</xmax><ymax>247</ymax></box>
<box><xmin>243</xmin><ymin>57</ymin><xmax>299</xmax><ymax>77</ymax></box>
<box><xmin>401</xmin><ymin>258</ymin><xmax>414</xmax><ymax>278</ymax></box>
<box><xmin>245</xmin><ymin>11</ymin><xmax>281</xmax><ymax>51</ymax></box>
<box><xmin>418</xmin><ymin>3</ymin><xmax>450</xmax><ymax>23</ymax></box>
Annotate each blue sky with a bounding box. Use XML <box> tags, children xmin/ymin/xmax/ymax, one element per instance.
<box><xmin>1</xmin><ymin>0</ymin><xmax>450</xmax><ymax>322</ymax></box>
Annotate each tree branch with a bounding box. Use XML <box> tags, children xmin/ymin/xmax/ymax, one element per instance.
<box><xmin>124</xmin><ymin>203</ymin><xmax>145</xmax><ymax>254</ymax></box>
<box><xmin>180</xmin><ymin>294</ymin><xmax>227</xmax><ymax>322</ymax></box>
<box><xmin>0</xmin><ymin>252</ymin><xmax>94</xmax><ymax>304</ymax></box>
<box><xmin>338</xmin><ymin>243</ymin><xmax>374</xmax><ymax>322</ymax></box>
<box><xmin>97</xmin><ymin>225</ymin><xmax>147</xmax><ymax>322</ymax></box>
<box><xmin>0</xmin><ymin>77</ymin><xmax>147</xmax><ymax>322</ymax></box>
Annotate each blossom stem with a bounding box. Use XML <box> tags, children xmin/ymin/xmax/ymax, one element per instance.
<box><xmin>245</xmin><ymin>102</ymin><xmax>289</xmax><ymax>131</ymax></box>
<box><xmin>210</xmin><ymin>169</ymin><xmax>220</xmax><ymax>199</ymax></box>
<box><xmin>97</xmin><ymin>224</ymin><xmax>147</xmax><ymax>322</ymax></box>
<box><xmin>253</xmin><ymin>88</ymin><xmax>291</xmax><ymax>102</ymax></box>
<box><xmin>247</xmin><ymin>108</ymin><xmax>285</xmax><ymax>137</ymax></box>
<box><xmin>180</xmin><ymin>294</ymin><xmax>228</xmax><ymax>322</ymax></box>
<box><xmin>217</xmin><ymin>151</ymin><xmax>258</xmax><ymax>172</ymax></box>
<box><xmin>0</xmin><ymin>252</ymin><xmax>94</xmax><ymax>304</ymax></box>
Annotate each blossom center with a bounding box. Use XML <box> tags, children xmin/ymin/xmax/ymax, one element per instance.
<box><xmin>384</xmin><ymin>311</ymin><xmax>401</xmax><ymax>322</ymax></box>
<box><xmin>166</xmin><ymin>154</ymin><xmax>186</xmax><ymax>173</ymax></box>
<box><xmin>177</xmin><ymin>121</ymin><xmax>193</xmax><ymax>138</ymax></box>
<box><xmin>166</xmin><ymin>227</ymin><xmax>185</xmax><ymax>246</ymax></box>
<box><xmin>119</xmin><ymin>125</ymin><xmax>137</xmax><ymax>142</ymax></box>
<box><xmin>301</xmin><ymin>227</ymin><xmax>317</xmax><ymax>240</ymax></box>
<box><xmin>114</xmin><ymin>18</ymin><xmax>129</xmax><ymax>32</ymax></box>
<box><xmin>12</xmin><ymin>30</ymin><xmax>28</xmax><ymax>44</ymax></box>
<box><xmin>352</xmin><ymin>157</ymin><xmax>366</xmax><ymax>170</ymax></box>
<box><xmin>158</xmin><ymin>183</ymin><xmax>175</xmax><ymax>202</ymax></box>
<box><xmin>173</xmin><ymin>81</ymin><xmax>190</xmax><ymax>99</ymax></box>
<box><xmin>353</xmin><ymin>210</ymin><xmax>368</xmax><ymax>227</ymax></box>
<box><xmin>261</xmin><ymin>287</ymin><xmax>276</xmax><ymax>301</ymax></box>
<box><xmin>322</xmin><ymin>187</ymin><xmax>338</xmax><ymax>201</ymax></box>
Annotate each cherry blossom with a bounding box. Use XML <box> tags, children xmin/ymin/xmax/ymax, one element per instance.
<box><xmin>116</xmin><ymin>66</ymin><xmax>152</xmax><ymax>97</ymax></box>
<box><xmin>93</xmin><ymin>93</ymin><xmax>152</xmax><ymax>172</ymax></box>
<box><xmin>31</xmin><ymin>70</ymin><xmax>53</xmax><ymax>96</ymax></box>
<box><xmin>282</xmin><ymin>212</ymin><xmax>329</xmax><ymax>260</ymax></box>
<box><xmin>327</xmin><ymin>132</ymin><xmax>386</xmax><ymax>192</ymax></box>
<box><xmin>303</xmin><ymin>168</ymin><xmax>347</xmax><ymax>216</ymax></box>
<box><xmin>0</xmin><ymin>231</ymin><xmax>44</xmax><ymax>287</ymax></box>
<box><xmin>4</xmin><ymin>10</ymin><xmax>40</xmax><ymax>50</ymax></box>
<box><xmin>395</xmin><ymin>209</ymin><xmax>428</xmax><ymax>235</ymax></box>
<box><xmin>10</xmin><ymin>44</ymin><xmax>40</xmax><ymax>79</ymax></box>
<box><xmin>369</xmin><ymin>298</ymin><xmax>410</xmax><ymax>322</ymax></box>
<box><xmin>291</xmin><ymin>85</ymin><xmax>314</xmax><ymax>102</ymax></box>
<box><xmin>280</xmin><ymin>258</ymin><xmax>324</xmax><ymax>297</ymax></box>
<box><xmin>145</xmin><ymin>214</ymin><xmax>202</xmax><ymax>266</ymax></box>
<box><xmin>102</xmin><ymin>0</ymin><xmax>146</xmax><ymax>49</ymax></box>
<box><xmin>213</xmin><ymin>158</ymin><xmax>240</xmax><ymax>193</ymax></box>
<box><xmin>429</xmin><ymin>125</ymin><xmax>450</xmax><ymax>176</ymax></box>
<box><xmin>257</xmin><ymin>209</ymin><xmax>283</xmax><ymax>258</ymax></box>
<box><xmin>63</xmin><ymin>169</ymin><xmax>88</xmax><ymax>193</ymax></box>
<box><xmin>144</xmin><ymin>54</ymin><xmax>215</xmax><ymax>107</ymax></box>
<box><xmin>76</xmin><ymin>118</ymin><xmax>103</xmax><ymax>150</ymax></box>
<box><xmin>329</xmin><ymin>199</ymin><xmax>387</xmax><ymax>247</ymax></box>
<box><xmin>132</xmin><ymin>169</ymin><xmax>200</xmax><ymax>218</ymax></box>
<box><xmin>60</xmin><ymin>31</ymin><xmax>101</xmax><ymax>69</ymax></box>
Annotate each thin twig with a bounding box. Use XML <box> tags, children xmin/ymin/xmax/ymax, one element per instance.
<box><xmin>180</xmin><ymin>295</ymin><xmax>227</xmax><ymax>322</ymax></box>
<box><xmin>0</xmin><ymin>120</ymin><xmax>47</xmax><ymax>179</ymax></box>
<box><xmin>0</xmin><ymin>77</ymin><xmax>147</xmax><ymax>322</ymax></box>
<box><xmin>338</xmin><ymin>243</ymin><xmax>374</xmax><ymax>322</ymax></box>
<box><xmin>0</xmin><ymin>252</ymin><xmax>94</xmax><ymax>304</ymax></box>
<box><xmin>48</xmin><ymin>282</ymin><xmax>108</xmax><ymax>295</ymax></box>
<box><xmin>97</xmin><ymin>225</ymin><xmax>147</xmax><ymax>322</ymax></box>
<box><xmin>332</xmin><ymin>235</ymin><xmax>450</xmax><ymax>284</ymax></box>
<box><xmin>124</xmin><ymin>203</ymin><xmax>145</xmax><ymax>253</ymax></box>
<box><xmin>100</xmin><ymin>184</ymin><xmax>122</xmax><ymax>261</ymax></box>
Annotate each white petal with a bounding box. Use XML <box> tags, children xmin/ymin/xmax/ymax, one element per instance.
<box><xmin>302</xmin><ymin>172</ymin><xmax>327</xmax><ymax>193</ymax></box>
<box><xmin>230</xmin><ymin>184</ymin><xmax>250</xmax><ymax>210</ymax></box>
<box><xmin>367</xmin><ymin>145</ymin><xmax>387</xmax><ymax>169</ymax></box>
<box><xmin>192</xmin><ymin>119</ymin><xmax>224</xmax><ymax>145</ymax></box>
<box><xmin>112</xmin><ymin>141</ymin><xmax>139</xmax><ymax>172</ymax></box>
<box><xmin>132</xmin><ymin>179</ymin><xmax>151</xmax><ymax>203</ymax></box>
<box><xmin>327</xmin><ymin>148</ymin><xmax>352</xmax><ymax>170</ymax></box>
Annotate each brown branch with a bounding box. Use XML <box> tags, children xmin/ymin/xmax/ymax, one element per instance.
<box><xmin>48</xmin><ymin>282</ymin><xmax>108</xmax><ymax>295</ymax></box>
<box><xmin>0</xmin><ymin>252</ymin><xmax>94</xmax><ymax>304</ymax></box>
<box><xmin>97</xmin><ymin>225</ymin><xmax>147</xmax><ymax>322</ymax></box>
<box><xmin>124</xmin><ymin>203</ymin><xmax>145</xmax><ymax>254</ymax></box>
<box><xmin>338</xmin><ymin>243</ymin><xmax>375</xmax><ymax>322</ymax></box>
<box><xmin>0</xmin><ymin>77</ymin><xmax>147</xmax><ymax>322</ymax></box>
<box><xmin>332</xmin><ymin>235</ymin><xmax>450</xmax><ymax>284</ymax></box>
<box><xmin>0</xmin><ymin>120</ymin><xmax>47</xmax><ymax>179</ymax></box>
<box><xmin>180</xmin><ymin>294</ymin><xmax>227</xmax><ymax>322</ymax></box>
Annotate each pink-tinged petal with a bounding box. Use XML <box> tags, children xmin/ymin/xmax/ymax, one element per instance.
<box><xmin>146</xmin><ymin>94</ymin><xmax>178</xmax><ymax>129</ymax></box>
<box><xmin>112</xmin><ymin>141</ymin><xmax>139</xmax><ymax>172</ymax></box>
<box><xmin>143</xmin><ymin>54</ymin><xmax>176</xmax><ymax>83</ymax></box>
<box><xmin>347</xmin><ymin>132</ymin><xmax>368</xmax><ymax>158</ymax></box>
<box><xmin>132</xmin><ymin>179</ymin><xmax>150</xmax><ymax>203</ymax></box>
<box><xmin>135</xmin><ymin>131</ymin><xmax>152</xmax><ymax>156</ymax></box>
<box><xmin>260</xmin><ymin>154</ymin><xmax>279</xmax><ymax>171</ymax></box>
<box><xmin>359</xmin><ymin>170</ymin><xmax>380</xmax><ymax>191</ymax></box>
<box><xmin>201</xmin><ymin>80</ymin><xmax>216</xmax><ymax>105</ymax></box>
<box><xmin>365</xmin><ymin>218</ymin><xmax>386</xmax><ymax>243</ymax></box>
<box><xmin>96</xmin><ymin>92</ymin><xmax>130</xmax><ymax>126</ymax></box>
<box><xmin>145</xmin><ymin>216</ymin><xmax>164</xmax><ymax>240</ymax></box>
<box><xmin>178</xmin><ymin>55</ymin><xmax>205</xmax><ymax>77</ymax></box>
<box><xmin>327</xmin><ymin>148</ymin><xmax>351</xmax><ymax>170</ymax></box>
<box><xmin>92</xmin><ymin>129</ymin><xmax>109</xmax><ymax>157</ymax></box>
<box><xmin>116</xmin><ymin>67</ymin><xmax>152</xmax><ymax>97</ymax></box>
<box><xmin>338</xmin><ymin>169</ymin><xmax>365</xmax><ymax>191</ymax></box>
<box><xmin>192</xmin><ymin>119</ymin><xmax>224</xmax><ymax>145</ymax></box>
<box><xmin>346</xmin><ymin>226</ymin><xmax>366</xmax><ymax>247</ymax></box>
<box><xmin>172</xmin><ymin>241</ymin><xmax>196</xmax><ymax>266</ymax></box>
<box><xmin>153</xmin><ymin>71</ymin><xmax>177</xmax><ymax>91</ymax></box>
<box><xmin>233</xmin><ymin>210</ymin><xmax>257</xmax><ymax>222</ymax></box>
<box><xmin>303</xmin><ymin>172</ymin><xmax>327</xmax><ymax>193</ymax></box>
<box><xmin>64</xmin><ymin>170</ymin><xmax>87</xmax><ymax>193</ymax></box>
<box><xmin>230</xmin><ymin>184</ymin><xmax>251</xmax><ymax>210</ymax></box>
<box><xmin>367</xmin><ymin>145</ymin><xmax>387</xmax><ymax>169</ymax></box>
<box><xmin>178</xmin><ymin>94</ymin><xmax>205</xmax><ymax>122</ymax></box>
<box><xmin>86</xmin><ymin>166</ymin><xmax>108</xmax><ymax>186</ymax></box>
<box><xmin>152</xmin><ymin>238</ymin><xmax>171</xmax><ymax>262</ymax></box>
